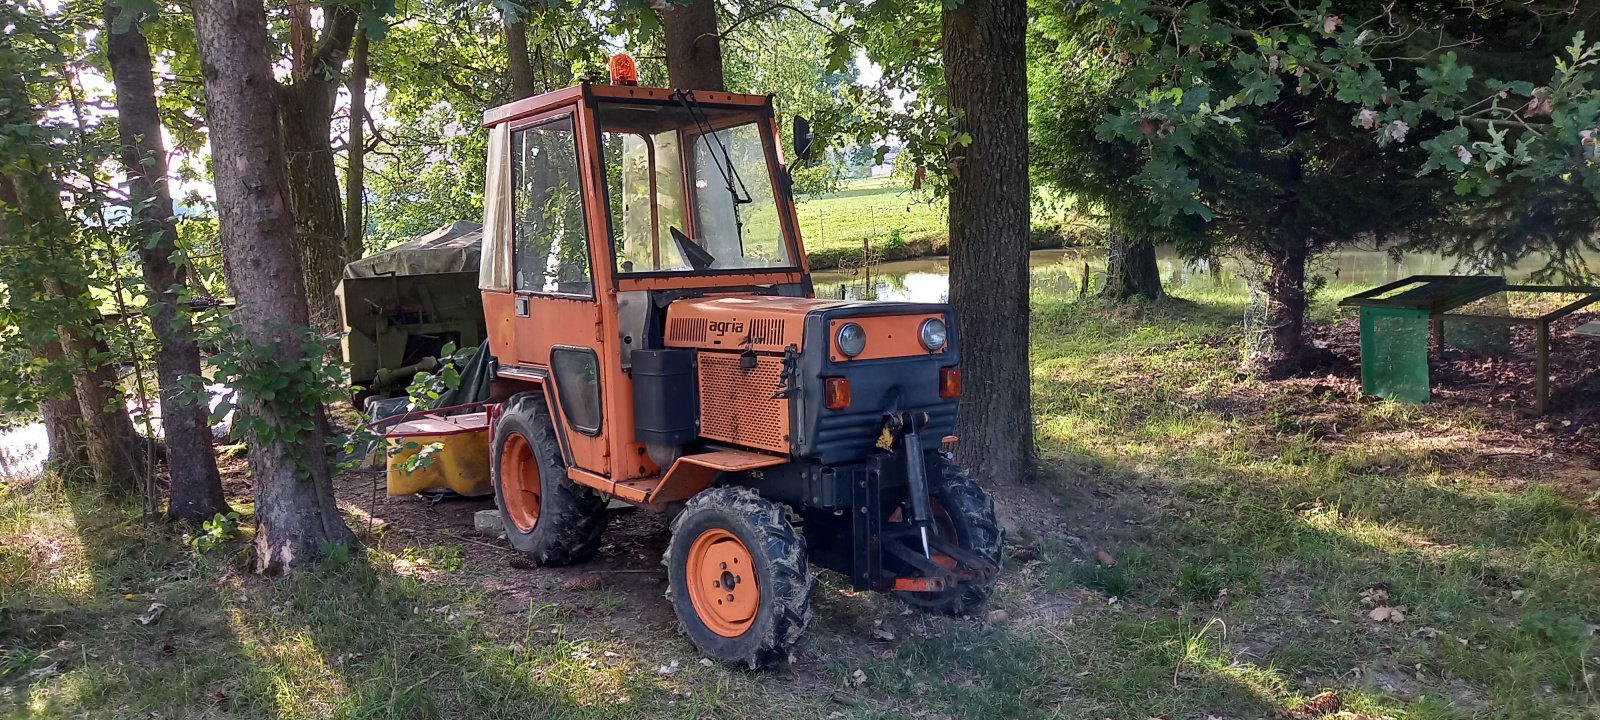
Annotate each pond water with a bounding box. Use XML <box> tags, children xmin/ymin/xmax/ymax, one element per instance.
<box><xmin>812</xmin><ymin>246</ymin><xmax>1596</xmax><ymax>303</ymax></box>
<box><xmin>0</xmin><ymin>383</ymin><xmax>235</xmax><ymax>484</ymax></box>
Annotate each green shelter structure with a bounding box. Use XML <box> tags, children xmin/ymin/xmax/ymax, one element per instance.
<box><xmin>1340</xmin><ymin>275</ymin><xmax>1600</xmax><ymax>413</ymax></box>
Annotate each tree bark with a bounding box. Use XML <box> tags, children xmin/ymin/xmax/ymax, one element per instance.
<box><xmin>1100</xmin><ymin>232</ymin><xmax>1164</xmax><ymax>301</ymax></box>
<box><xmin>105</xmin><ymin>0</ymin><xmax>230</xmax><ymax>520</ymax></box>
<box><xmin>37</xmin><ymin>363</ymin><xmax>88</xmax><ymax>471</ymax></box>
<box><xmin>192</xmin><ymin>0</ymin><xmax>354</xmax><ymax>571</ymax></box>
<box><xmin>943</xmin><ymin>0</ymin><xmax>1033</xmax><ymax>482</ymax></box>
<box><xmin>504</xmin><ymin>15</ymin><xmax>536</xmax><ymax>100</ymax></box>
<box><xmin>344</xmin><ymin>29</ymin><xmax>368</xmax><ymax>259</ymax></box>
<box><xmin>278</xmin><ymin>5</ymin><xmax>358</xmax><ymax>333</ymax></box>
<box><xmin>1247</xmin><ymin>238</ymin><xmax>1309</xmax><ymax>380</ymax></box>
<box><xmin>51</xmin><ymin>306</ymin><xmax>150</xmax><ymax>492</ymax></box>
<box><xmin>657</xmin><ymin>0</ymin><xmax>725</xmax><ymax>91</ymax></box>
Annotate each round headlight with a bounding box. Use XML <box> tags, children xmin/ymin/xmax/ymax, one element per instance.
<box><xmin>835</xmin><ymin>322</ymin><xmax>867</xmax><ymax>357</ymax></box>
<box><xmin>919</xmin><ymin>318</ymin><xmax>948</xmax><ymax>351</ymax></box>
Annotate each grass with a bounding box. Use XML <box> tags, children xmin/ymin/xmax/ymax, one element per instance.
<box><xmin>795</xmin><ymin>177</ymin><xmax>1091</xmax><ymax>268</ymax></box>
<box><xmin>4</xmin><ymin>276</ymin><xmax>1599</xmax><ymax>718</ymax></box>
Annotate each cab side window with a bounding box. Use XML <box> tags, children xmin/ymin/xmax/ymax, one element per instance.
<box><xmin>512</xmin><ymin>115</ymin><xmax>593</xmax><ymax>296</ymax></box>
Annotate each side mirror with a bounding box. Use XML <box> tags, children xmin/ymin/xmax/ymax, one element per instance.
<box><xmin>793</xmin><ymin>114</ymin><xmax>816</xmax><ymax>161</ymax></box>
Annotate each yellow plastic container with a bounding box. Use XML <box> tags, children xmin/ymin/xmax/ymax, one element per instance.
<box><xmin>384</xmin><ymin>412</ymin><xmax>493</xmax><ymax>497</ymax></box>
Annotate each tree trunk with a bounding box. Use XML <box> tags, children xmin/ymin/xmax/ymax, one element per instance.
<box><xmin>38</xmin><ymin>367</ymin><xmax>87</xmax><ymax>471</ymax></box>
<box><xmin>192</xmin><ymin>0</ymin><xmax>354</xmax><ymax>571</ymax></box>
<box><xmin>1247</xmin><ymin>239</ymin><xmax>1309</xmax><ymax>380</ymax></box>
<box><xmin>1100</xmin><ymin>232</ymin><xmax>1164</xmax><ymax>301</ymax></box>
<box><xmin>0</xmin><ymin>175</ymin><xmax>87</xmax><ymax>472</ymax></box>
<box><xmin>657</xmin><ymin>0</ymin><xmax>725</xmax><ymax>91</ymax></box>
<box><xmin>279</xmin><ymin>85</ymin><xmax>346</xmax><ymax>333</ymax></box>
<box><xmin>0</xmin><ymin>171</ymin><xmax>147</xmax><ymax>492</ymax></box>
<box><xmin>105</xmin><ymin>0</ymin><xmax>230</xmax><ymax>520</ymax></box>
<box><xmin>41</xmin><ymin>276</ymin><xmax>150</xmax><ymax>493</ymax></box>
<box><xmin>504</xmin><ymin>15</ymin><xmax>536</xmax><ymax>100</ymax></box>
<box><xmin>277</xmin><ymin>6</ymin><xmax>357</xmax><ymax>333</ymax></box>
<box><xmin>345</xmin><ymin>29</ymin><xmax>368</xmax><ymax>260</ymax></box>
<box><xmin>943</xmin><ymin>0</ymin><xmax>1033</xmax><ymax>482</ymax></box>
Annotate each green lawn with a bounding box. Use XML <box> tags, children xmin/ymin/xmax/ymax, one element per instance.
<box><xmin>794</xmin><ymin>177</ymin><xmax>948</xmax><ymax>260</ymax></box>
<box><xmin>4</xmin><ymin>278</ymin><xmax>1598</xmax><ymax>718</ymax></box>
<box><xmin>795</xmin><ymin>177</ymin><xmax>1088</xmax><ymax>268</ymax></box>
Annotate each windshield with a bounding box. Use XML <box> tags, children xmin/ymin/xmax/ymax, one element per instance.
<box><xmin>598</xmin><ymin>102</ymin><xmax>793</xmax><ymax>274</ymax></box>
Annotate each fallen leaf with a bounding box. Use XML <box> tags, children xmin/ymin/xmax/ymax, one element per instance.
<box><xmin>508</xmin><ymin>557</ymin><xmax>537</xmax><ymax>571</ymax></box>
<box><xmin>1359</xmin><ymin>585</ymin><xmax>1389</xmax><ymax>606</ymax></box>
<box><xmin>1414</xmin><ymin>626</ymin><xmax>1441</xmax><ymax>640</ymax></box>
<box><xmin>26</xmin><ymin>659</ymin><xmax>64</xmax><ymax>680</ymax></box>
<box><xmin>1367</xmin><ymin>605</ymin><xmax>1407</xmax><ymax>623</ymax></box>
<box><xmin>872</xmin><ymin>628</ymin><xmax>896</xmax><ymax>641</ymax></box>
<box><xmin>136</xmin><ymin>602</ymin><xmax>167</xmax><ymax>626</ymax></box>
<box><xmin>1093</xmin><ymin>548</ymin><xmax>1116</xmax><ymax>567</ymax></box>
<box><xmin>1212</xmin><ymin>587</ymin><xmax>1231</xmax><ymax>610</ymax></box>
<box><xmin>658</xmin><ymin>660</ymin><xmax>680</xmax><ymax>675</ymax></box>
<box><xmin>1284</xmin><ymin>689</ymin><xmax>1342</xmax><ymax>718</ymax></box>
<box><xmin>1008</xmin><ymin>546</ymin><xmax>1037</xmax><ymax>563</ymax></box>
<box><xmin>1322</xmin><ymin>15</ymin><xmax>1341</xmax><ymax>33</ymax></box>
<box><xmin>986</xmin><ymin>609</ymin><xmax>1009</xmax><ymax>624</ymax></box>
<box><xmin>848</xmin><ymin>668</ymin><xmax>868</xmax><ymax>687</ymax></box>
<box><xmin>563</xmin><ymin>575</ymin><xmax>604</xmax><ymax>591</ymax></box>
<box><xmin>698</xmin><ymin>658</ymin><xmax>713</xmax><ymax>667</ymax></box>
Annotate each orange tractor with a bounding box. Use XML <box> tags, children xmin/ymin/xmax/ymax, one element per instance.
<box><xmin>389</xmin><ymin>65</ymin><xmax>1001</xmax><ymax>668</ymax></box>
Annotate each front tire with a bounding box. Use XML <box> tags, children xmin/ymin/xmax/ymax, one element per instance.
<box><xmin>664</xmin><ymin>487</ymin><xmax>814</xmax><ymax>669</ymax></box>
<box><xmin>896</xmin><ymin>461</ymin><xmax>1004</xmax><ymax>615</ymax></box>
<box><xmin>490</xmin><ymin>394</ymin><xmax>608</xmax><ymax>566</ymax></box>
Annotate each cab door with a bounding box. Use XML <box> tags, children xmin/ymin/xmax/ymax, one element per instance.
<box><xmin>501</xmin><ymin>108</ymin><xmax>611</xmax><ymax>477</ymax></box>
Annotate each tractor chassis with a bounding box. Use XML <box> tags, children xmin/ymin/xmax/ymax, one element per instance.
<box><xmin>740</xmin><ymin>444</ymin><xmax>997</xmax><ymax>594</ymax></box>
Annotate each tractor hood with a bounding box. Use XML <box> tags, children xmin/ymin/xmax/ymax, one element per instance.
<box><xmin>663</xmin><ymin>295</ymin><xmax>954</xmax><ymax>362</ymax></box>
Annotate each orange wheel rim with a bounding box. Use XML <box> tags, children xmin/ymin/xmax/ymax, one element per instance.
<box><xmin>686</xmin><ymin>528</ymin><xmax>760</xmax><ymax>637</ymax></box>
<box><xmin>500</xmin><ymin>434</ymin><xmax>540</xmax><ymax>532</ymax></box>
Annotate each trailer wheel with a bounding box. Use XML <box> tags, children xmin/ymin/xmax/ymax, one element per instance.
<box><xmin>897</xmin><ymin>461</ymin><xmax>1004</xmax><ymax>615</ymax></box>
<box><xmin>664</xmin><ymin>487</ymin><xmax>814</xmax><ymax>669</ymax></box>
<box><xmin>491</xmin><ymin>394</ymin><xmax>608</xmax><ymax>566</ymax></box>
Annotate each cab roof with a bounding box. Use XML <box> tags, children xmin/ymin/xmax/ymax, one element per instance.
<box><xmin>481</xmin><ymin>82</ymin><xmax>775</xmax><ymax>129</ymax></box>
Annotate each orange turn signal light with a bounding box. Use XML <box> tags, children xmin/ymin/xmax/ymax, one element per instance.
<box><xmin>938</xmin><ymin>367</ymin><xmax>961</xmax><ymax>398</ymax></box>
<box><xmin>824</xmin><ymin>377</ymin><xmax>851</xmax><ymax>410</ymax></box>
<box><xmin>608</xmin><ymin>53</ymin><xmax>639</xmax><ymax>86</ymax></box>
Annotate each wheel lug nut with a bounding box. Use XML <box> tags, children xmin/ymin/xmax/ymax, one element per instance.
<box><xmin>720</xmin><ymin>562</ymin><xmax>727</xmax><ymax>569</ymax></box>
<box><xmin>713</xmin><ymin>580</ymin><xmax>721</xmax><ymax>588</ymax></box>
<box><xmin>726</xmin><ymin>594</ymin><xmax>734</xmax><ymax>602</ymax></box>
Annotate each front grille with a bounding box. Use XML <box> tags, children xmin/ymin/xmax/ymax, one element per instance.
<box><xmin>668</xmin><ymin>317</ymin><xmax>708</xmax><ymax>343</ymax></box>
<box><xmin>698</xmin><ymin>353</ymin><xmax>789</xmax><ymax>453</ymax></box>
<box><xmin>748</xmin><ymin>318</ymin><xmax>785</xmax><ymax>345</ymax></box>
<box><xmin>810</xmin><ymin>403</ymin><xmax>956</xmax><ymax>464</ymax></box>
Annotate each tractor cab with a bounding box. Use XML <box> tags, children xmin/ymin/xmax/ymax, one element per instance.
<box><xmin>417</xmin><ymin>66</ymin><xmax>1002</xmax><ymax>668</ymax></box>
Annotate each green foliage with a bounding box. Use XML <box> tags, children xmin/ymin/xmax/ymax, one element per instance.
<box><xmin>186</xmin><ymin>312</ymin><xmax>349</xmax><ymax>478</ymax></box>
<box><xmin>403</xmin><ymin>342</ymin><xmax>475</xmax><ymax>410</ymax></box>
<box><xmin>1073</xmin><ymin>0</ymin><xmax>1600</xmax><ymax>268</ymax></box>
<box><xmin>185</xmin><ymin>511</ymin><xmax>241</xmax><ymax>552</ymax></box>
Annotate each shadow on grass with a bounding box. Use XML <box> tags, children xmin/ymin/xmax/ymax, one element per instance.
<box><xmin>0</xmin><ymin>478</ymin><xmax>733</xmax><ymax>719</ymax></box>
<box><xmin>1019</xmin><ymin>298</ymin><xmax>1600</xmax><ymax>717</ymax></box>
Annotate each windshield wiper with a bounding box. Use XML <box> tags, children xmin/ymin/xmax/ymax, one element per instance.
<box><xmin>673</xmin><ymin>89</ymin><xmax>751</xmax><ymax>253</ymax></box>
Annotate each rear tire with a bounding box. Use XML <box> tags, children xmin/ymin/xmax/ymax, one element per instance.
<box><xmin>664</xmin><ymin>487</ymin><xmax>814</xmax><ymax>669</ymax></box>
<box><xmin>490</xmin><ymin>393</ymin><xmax>608</xmax><ymax>566</ymax></box>
<box><xmin>896</xmin><ymin>461</ymin><xmax>1004</xmax><ymax>615</ymax></box>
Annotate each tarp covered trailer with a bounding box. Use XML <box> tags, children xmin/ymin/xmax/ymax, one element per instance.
<box><xmin>335</xmin><ymin>221</ymin><xmax>488</xmax><ymax>397</ymax></box>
